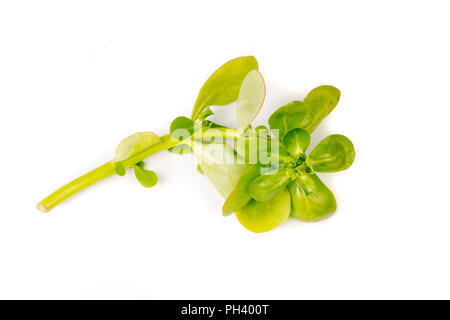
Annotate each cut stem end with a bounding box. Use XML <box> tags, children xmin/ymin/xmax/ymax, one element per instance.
<box><xmin>36</xmin><ymin>203</ymin><xmax>49</xmax><ymax>213</ymax></box>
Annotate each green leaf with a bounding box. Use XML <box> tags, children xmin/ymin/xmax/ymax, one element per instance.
<box><xmin>194</xmin><ymin>142</ymin><xmax>248</xmax><ymax>198</ymax></box>
<box><xmin>134</xmin><ymin>164</ymin><xmax>158</xmax><ymax>188</ymax></box>
<box><xmin>302</xmin><ymin>85</ymin><xmax>341</xmax><ymax>133</ymax></box>
<box><xmin>135</xmin><ymin>161</ymin><xmax>146</xmax><ymax>169</ymax></box>
<box><xmin>236</xmin><ymin>70</ymin><xmax>265</xmax><ymax>129</ymax></box>
<box><xmin>236</xmin><ymin>187</ymin><xmax>291</xmax><ymax>233</ymax></box>
<box><xmin>114</xmin><ymin>163</ymin><xmax>126</xmax><ymax>176</ymax></box>
<box><xmin>268</xmin><ymin>100</ymin><xmax>308</xmax><ymax>140</ymax></box>
<box><xmin>249</xmin><ymin>167</ymin><xmax>291</xmax><ymax>202</ymax></box>
<box><xmin>198</xmin><ymin>107</ymin><xmax>214</xmax><ymax>122</ymax></box>
<box><xmin>309</xmin><ymin>134</ymin><xmax>355</xmax><ymax>172</ymax></box>
<box><xmin>197</xmin><ymin>164</ymin><xmax>204</xmax><ymax>174</ymax></box>
<box><xmin>268</xmin><ymin>85</ymin><xmax>340</xmax><ymax>138</ymax></box>
<box><xmin>222</xmin><ymin>165</ymin><xmax>261</xmax><ymax>216</ymax></box>
<box><xmin>255</xmin><ymin>125</ymin><xmax>270</xmax><ymax>137</ymax></box>
<box><xmin>282</xmin><ymin>128</ymin><xmax>311</xmax><ymax>156</ymax></box>
<box><xmin>170</xmin><ymin>116</ymin><xmax>195</xmax><ymax>141</ymax></box>
<box><xmin>168</xmin><ymin>144</ymin><xmax>193</xmax><ymax>155</ymax></box>
<box><xmin>113</xmin><ymin>132</ymin><xmax>161</xmax><ymax>163</ymax></box>
<box><xmin>288</xmin><ymin>174</ymin><xmax>336</xmax><ymax>222</ymax></box>
<box><xmin>191</xmin><ymin>56</ymin><xmax>259</xmax><ymax>120</ymax></box>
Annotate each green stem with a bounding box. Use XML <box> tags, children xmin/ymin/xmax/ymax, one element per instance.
<box><xmin>37</xmin><ymin>134</ymin><xmax>180</xmax><ymax>212</ymax></box>
<box><xmin>37</xmin><ymin>127</ymin><xmax>288</xmax><ymax>212</ymax></box>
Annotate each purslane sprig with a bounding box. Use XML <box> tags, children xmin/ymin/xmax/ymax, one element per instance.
<box><xmin>37</xmin><ymin>56</ymin><xmax>355</xmax><ymax>233</ymax></box>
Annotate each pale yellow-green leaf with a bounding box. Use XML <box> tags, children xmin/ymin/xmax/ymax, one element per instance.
<box><xmin>194</xmin><ymin>142</ymin><xmax>247</xmax><ymax>198</ymax></box>
<box><xmin>288</xmin><ymin>175</ymin><xmax>337</xmax><ymax>222</ymax></box>
<box><xmin>113</xmin><ymin>132</ymin><xmax>161</xmax><ymax>163</ymax></box>
<box><xmin>134</xmin><ymin>166</ymin><xmax>158</xmax><ymax>188</ymax></box>
<box><xmin>191</xmin><ymin>56</ymin><xmax>259</xmax><ymax>120</ymax></box>
<box><xmin>222</xmin><ymin>165</ymin><xmax>261</xmax><ymax>216</ymax></box>
<box><xmin>309</xmin><ymin>134</ymin><xmax>355</xmax><ymax>172</ymax></box>
<box><xmin>236</xmin><ymin>187</ymin><xmax>291</xmax><ymax>233</ymax></box>
<box><xmin>236</xmin><ymin>70</ymin><xmax>265</xmax><ymax>129</ymax></box>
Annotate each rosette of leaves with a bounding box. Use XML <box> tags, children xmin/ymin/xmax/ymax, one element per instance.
<box><xmin>223</xmin><ymin>86</ymin><xmax>356</xmax><ymax>232</ymax></box>
<box><xmin>168</xmin><ymin>58</ymin><xmax>355</xmax><ymax>233</ymax></box>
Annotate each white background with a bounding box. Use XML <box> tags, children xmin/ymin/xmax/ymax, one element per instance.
<box><xmin>1</xmin><ymin>0</ymin><xmax>449</xmax><ymax>299</ymax></box>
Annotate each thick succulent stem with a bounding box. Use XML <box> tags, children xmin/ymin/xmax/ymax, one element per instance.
<box><xmin>37</xmin><ymin>134</ymin><xmax>181</xmax><ymax>212</ymax></box>
<box><xmin>37</xmin><ymin>127</ymin><xmax>286</xmax><ymax>212</ymax></box>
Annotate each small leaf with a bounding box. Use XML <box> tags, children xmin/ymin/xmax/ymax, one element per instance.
<box><xmin>222</xmin><ymin>165</ymin><xmax>261</xmax><ymax>216</ymax></box>
<box><xmin>170</xmin><ymin>116</ymin><xmax>195</xmax><ymax>141</ymax></box>
<box><xmin>197</xmin><ymin>164</ymin><xmax>204</xmax><ymax>174</ymax></box>
<box><xmin>236</xmin><ymin>70</ymin><xmax>265</xmax><ymax>129</ymax></box>
<box><xmin>268</xmin><ymin>100</ymin><xmax>308</xmax><ymax>140</ymax></box>
<box><xmin>255</xmin><ymin>125</ymin><xmax>270</xmax><ymax>137</ymax></box>
<box><xmin>191</xmin><ymin>56</ymin><xmax>259</xmax><ymax>120</ymax></box>
<box><xmin>134</xmin><ymin>165</ymin><xmax>158</xmax><ymax>188</ymax></box>
<box><xmin>309</xmin><ymin>134</ymin><xmax>355</xmax><ymax>172</ymax></box>
<box><xmin>198</xmin><ymin>107</ymin><xmax>214</xmax><ymax>122</ymax></box>
<box><xmin>282</xmin><ymin>128</ymin><xmax>311</xmax><ymax>156</ymax></box>
<box><xmin>236</xmin><ymin>187</ymin><xmax>291</xmax><ymax>233</ymax></box>
<box><xmin>168</xmin><ymin>144</ymin><xmax>193</xmax><ymax>155</ymax></box>
<box><xmin>194</xmin><ymin>142</ymin><xmax>248</xmax><ymax>198</ymax></box>
<box><xmin>113</xmin><ymin>132</ymin><xmax>161</xmax><ymax>163</ymax></box>
<box><xmin>249</xmin><ymin>167</ymin><xmax>291</xmax><ymax>202</ymax></box>
<box><xmin>114</xmin><ymin>163</ymin><xmax>126</xmax><ymax>176</ymax></box>
<box><xmin>288</xmin><ymin>174</ymin><xmax>336</xmax><ymax>221</ymax></box>
<box><xmin>135</xmin><ymin>161</ymin><xmax>146</xmax><ymax>169</ymax></box>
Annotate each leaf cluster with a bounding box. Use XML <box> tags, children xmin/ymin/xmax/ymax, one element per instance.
<box><xmin>171</xmin><ymin>57</ymin><xmax>355</xmax><ymax>232</ymax></box>
<box><xmin>113</xmin><ymin>56</ymin><xmax>355</xmax><ymax>233</ymax></box>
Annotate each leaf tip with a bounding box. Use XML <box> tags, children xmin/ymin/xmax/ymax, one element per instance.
<box><xmin>222</xmin><ymin>199</ymin><xmax>235</xmax><ymax>216</ymax></box>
